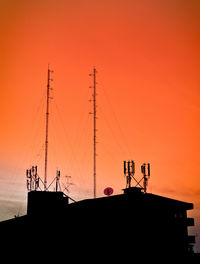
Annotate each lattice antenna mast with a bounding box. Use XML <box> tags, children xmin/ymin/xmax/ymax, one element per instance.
<box><xmin>44</xmin><ymin>66</ymin><xmax>53</xmax><ymax>191</ymax></box>
<box><xmin>89</xmin><ymin>67</ymin><xmax>98</xmax><ymax>198</ymax></box>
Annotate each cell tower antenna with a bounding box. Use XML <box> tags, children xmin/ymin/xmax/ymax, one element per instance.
<box><xmin>89</xmin><ymin>67</ymin><xmax>98</xmax><ymax>198</ymax></box>
<box><xmin>123</xmin><ymin>161</ymin><xmax>151</xmax><ymax>193</ymax></box>
<box><xmin>44</xmin><ymin>66</ymin><xmax>53</xmax><ymax>191</ymax></box>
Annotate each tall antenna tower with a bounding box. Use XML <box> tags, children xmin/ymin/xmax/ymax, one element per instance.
<box><xmin>89</xmin><ymin>67</ymin><xmax>98</xmax><ymax>198</ymax></box>
<box><xmin>44</xmin><ymin>66</ymin><xmax>53</xmax><ymax>191</ymax></box>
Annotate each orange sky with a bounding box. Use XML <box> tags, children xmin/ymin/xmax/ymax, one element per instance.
<box><xmin>0</xmin><ymin>0</ymin><xmax>199</xmax><ymax>250</ymax></box>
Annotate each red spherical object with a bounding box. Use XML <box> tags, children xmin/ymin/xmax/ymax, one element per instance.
<box><xmin>104</xmin><ymin>187</ymin><xmax>114</xmax><ymax>196</ymax></box>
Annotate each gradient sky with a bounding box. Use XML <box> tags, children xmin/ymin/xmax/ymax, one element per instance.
<box><xmin>0</xmin><ymin>0</ymin><xmax>199</xmax><ymax>251</ymax></box>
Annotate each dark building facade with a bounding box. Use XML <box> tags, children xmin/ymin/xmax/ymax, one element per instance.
<box><xmin>0</xmin><ymin>187</ymin><xmax>196</xmax><ymax>261</ymax></box>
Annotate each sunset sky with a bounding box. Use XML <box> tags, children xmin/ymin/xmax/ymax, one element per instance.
<box><xmin>0</xmin><ymin>0</ymin><xmax>199</xmax><ymax>251</ymax></box>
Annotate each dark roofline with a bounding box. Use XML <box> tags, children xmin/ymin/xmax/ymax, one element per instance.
<box><xmin>69</xmin><ymin>190</ymin><xmax>193</xmax><ymax>210</ymax></box>
<box><xmin>0</xmin><ymin>215</ymin><xmax>27</xmax><ymax>225</ymax></box>
<box><xmin>145</xmin><ymin>193</ymin><xmax>193</xmax><ymax>210</ymax></box>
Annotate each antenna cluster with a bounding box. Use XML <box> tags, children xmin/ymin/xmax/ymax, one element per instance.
<box><xmin>26</xmin><ymin>166</ymin><xmax>40</xmax><ymax>191</ymax></box>
<box><xmin>123</xmin><ymin>161</ymin><xmax>150</xmax><ymax>193</ymax></box>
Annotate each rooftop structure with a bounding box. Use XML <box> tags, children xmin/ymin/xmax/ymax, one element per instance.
<box><xmin>1</xmin><ymin>186</ymin><xmax>195</xmax><ymax>260</ymax></box>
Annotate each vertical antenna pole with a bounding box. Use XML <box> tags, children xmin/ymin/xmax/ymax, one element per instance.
<box><xmin>93</xmin><ymin>67</ymin><xmax>97</xmax><ymax>198</ymax></box>
<box><xmin>89</xmin><ymin>67</ymin><xmax>97</xmax><ymax>198</ymax></box>
<box><xmin>44</xmin><ymin>66</ymin><xmax>53</xmax><ymax>191</ymax></box>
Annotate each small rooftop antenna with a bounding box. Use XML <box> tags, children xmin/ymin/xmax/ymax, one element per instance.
<box><xmin>44</xmin><ymin>65</ymin><xmax>53</xmax><ymax>191</ymax></box>
<box><xmin>55</xmin><ymin>170</ymin><xmax>61</xmax><ymax>192</ymax></box>
<box><xmin>62</xmin><ymin>175</ymin><xmax>74</xmax><ymax>193</ymax></box>
<box><xmin>26</xmin><ymin>166</ymin><xmax>40</xmax><ymax>191</ymax></box>
<box><xmin>46</xmin><ymin>169</ymin><xmax>62</xmax><ymax>191</ymax></box>
<box><xmin>141</xmin><ymin>163</ymin><xmax>150</xmax><ymax>193</ymax></box>
<box><xmin>89</xmin><ymin>67</ymin><xmax>98</xmax><ymax>198</ymax></box>
<box><xmin>124</xmin><ymin>160</ymin><xmax>135</xmax><ymax>188</ymax></box>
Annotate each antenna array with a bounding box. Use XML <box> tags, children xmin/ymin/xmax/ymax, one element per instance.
<box><xmin>141</xmin><ymin>163</ymin><xmax>150</xmax><ymax>193</ymax></box>
<box><xmin>124</xmin><ymin>160</ymin><xmax>135</xmax><ymax>188</ymax></box>
<box><xmin>26</xmin><ymin>166</ymin><xmax>40</xmax><ymax>191</ymax></box>
<box><xmin>123</xmin><ymin>161</ymin><xmax>150</xmax><ymax>193</ymax></box>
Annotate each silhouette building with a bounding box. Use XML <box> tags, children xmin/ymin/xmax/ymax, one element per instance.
<box><xmin>1</xmin><ymin>186</ymin><xmax>195</xmax><ymax>260</ymax></box>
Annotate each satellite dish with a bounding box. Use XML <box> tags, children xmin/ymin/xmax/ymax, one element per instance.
<box><xmin>104</xmin><ymin>187</ymin><xmax>114</xmax><ymax>196</ymax></box>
